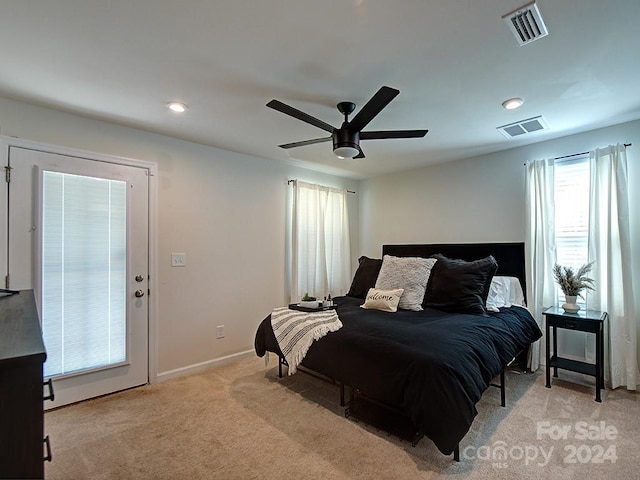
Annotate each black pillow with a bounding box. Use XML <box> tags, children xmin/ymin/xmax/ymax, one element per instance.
<box><xmin>347</xmin><ymin>256</ymin><xmax>383</xmax><ymax>299</ymax></box>
<box><xmin>423</xmin><ymin>254</ymin><xmax>498</xmax><ymax>315</ymax></box>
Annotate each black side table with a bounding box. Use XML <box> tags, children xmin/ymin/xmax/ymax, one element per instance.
<box><xmin>543</xmin><ymin>306</ymin><xmax>607</xmax><ymax>402</ymax></box>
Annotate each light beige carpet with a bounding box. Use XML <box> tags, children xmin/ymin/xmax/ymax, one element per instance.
<box><xmin>45</xmin><ymin>356</ymin><xmax>639</xmax><ymax>479</ymax></box>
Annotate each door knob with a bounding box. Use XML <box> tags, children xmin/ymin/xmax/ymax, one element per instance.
<box><xmin>134</xmin><ymin>289</ymin><xmax>145</xmax><ymax>298</ymax></box>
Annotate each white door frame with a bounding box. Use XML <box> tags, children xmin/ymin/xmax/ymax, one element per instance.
<box><xmin>0</xmin><ymin>135</ymin><xmax>159</xmax><ymax>385</ymax></box>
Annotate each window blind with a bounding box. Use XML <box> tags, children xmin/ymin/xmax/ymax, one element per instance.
<box><xmin>554</xmin><ymin>157</ymin><xmax>590</xmax><ymax>303</ymax></box>
<box><xmin>554</xmin><ymin>157</ymin><xmax>590</xmax><ymax>268</ymax></box>
<box><xmin>41</xmin><ymin>171</ymin><xmax>127</xmax><ymax>377</ymax></box>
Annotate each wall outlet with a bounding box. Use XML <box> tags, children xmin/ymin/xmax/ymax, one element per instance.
<box><xmin>171</xmin><ymin>253</ymin><xmax>186</xmax><ymax>267</ymax></box>
<box><xmin>216</xmin><ymin>325</ymin><xmax>225</xmax><ymax>339</ymax></box>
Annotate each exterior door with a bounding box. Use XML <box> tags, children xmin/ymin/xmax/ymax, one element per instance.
<box><xmin>3</xmin><ymin>141</ymin><xmax>150</xmax><ymax>408</ymax></box>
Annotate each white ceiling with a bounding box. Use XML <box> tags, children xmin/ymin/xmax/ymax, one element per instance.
<box><xmin>1</xmin><ymin>1</ymin><xmax>639</xmax><ymax>179</ymax></box>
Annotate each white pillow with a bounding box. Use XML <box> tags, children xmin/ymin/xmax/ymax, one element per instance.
<box><xmin>360</xmin><ymin>288</ymin><xmax>404</xmax><ymax>312</ymax></box>
<box><xmin>375</xmin><ymin>255</ymin><xmax>437</xmax><ymax>311</ymax></box>
<box><xmin>486</xmin><ymin>276</ymin><xmax>526</xmax><ymax>312</ymax></box>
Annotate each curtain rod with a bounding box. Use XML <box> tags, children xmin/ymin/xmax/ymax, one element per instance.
<box><xmin>524</xmin><ymin>143</ymin><xmax>632</xmax><ymax>165</ymax></box>
<box><xmin>550</xmin><ymin>143</ymin><xmax>632</xmax><ymax>161</ymax></box>
<box><xmin>288</xmin><ymin>179</ymin><xmax>356</xmax><ymax>194</ymax></box>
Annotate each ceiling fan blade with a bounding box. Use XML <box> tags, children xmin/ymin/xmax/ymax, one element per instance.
<box><xmin>354</xmin><ymin>146</ymin><xmax>365</xmax><ymax>159</ymax></box>
<box><xmin>360</xmin><ymin>129</ymin><xmax>429</xmax><ymax>140</ymax></box>
<box><xmin>346</xmin><ymin>86</ymin><xmax>400</xmax><ymax>132</ymax></box>
<box><xmin>267</xmin><ymin>100</ymin><xmax>335</xmax><ymax>133</ymax></box>
<box><xmin>278</xmin><ymin>136</ymin><xmax>332</xmax><ymax>149</ymax></box>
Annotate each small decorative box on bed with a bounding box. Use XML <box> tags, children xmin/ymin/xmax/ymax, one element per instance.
<box><xmin>254</xmin><ymin>242</ymin><xmax>542</xmax><ymax>461</ymax></box>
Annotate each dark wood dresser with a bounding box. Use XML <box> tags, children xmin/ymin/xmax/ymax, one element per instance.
<box><xmin>0</xmin><ymin>290</ymin><xmax>51</xmax><ymax>479</ymax></box>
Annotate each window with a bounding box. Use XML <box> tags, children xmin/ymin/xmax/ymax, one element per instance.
<box><xmin>526</xmin><ymin>144</ymin><xmax>636</xmax><ymax>387</ymax></box>
<box><xmin>291</xmin><ymin>181</ymin><xmax>351</xmax><ymax>303</ymax></box>
<box><xmin>42</xmin><ymin>171</ymin><xmax>127</xmax><ymax>377</ymax></box>
<box><xmin>554</xmin><ymin>157</ymin><xmax>589</xmax><ymax>266</ymax></box>
<box><xmin>554</xmin><ymin>156</ymin><xmax>590</xmax><ymax>303</ymax></box>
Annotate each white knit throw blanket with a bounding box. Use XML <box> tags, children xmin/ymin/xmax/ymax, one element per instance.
<box><xmin>271</xmin><ymin>306</ymin><xmax>343</xmax><ymax>375</ymax></box>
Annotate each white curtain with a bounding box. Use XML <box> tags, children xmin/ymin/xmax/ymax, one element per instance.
<box><xmin>291</xmin><ymin>181</ymin><xmax>351</xmax><ymax>303</ymax></box>
<box><xmin>526</xmin><ymin>145</ymin><xmax>638</xmax><ymax>389</ymax></box>
<box><xmin>587</xmin><ymin>144</ymin><xmax>638</xmax><ymax>390</ymax></box>
<box><xmin>525</xmin><ymin>158</ymin><xmax>557</xmax><ymax>371</ymax></box>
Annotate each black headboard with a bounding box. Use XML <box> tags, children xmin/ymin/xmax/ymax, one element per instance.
<box><xmin>382</xmin><ymin>242</ymin><xmax>526</xmax><ymax>300</ymax></box>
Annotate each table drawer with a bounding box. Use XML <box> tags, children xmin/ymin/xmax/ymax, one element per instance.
<box><xmin>547</xmin><ymin>315</ymin><xmax>600</xmax><ymax>333</ymax></box>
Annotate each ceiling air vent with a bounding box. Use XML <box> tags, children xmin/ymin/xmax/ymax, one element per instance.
<box><xmin>497</xmin><ymin>116</ymin><xmax>548</xmax><ymax>138</ymax></box>
<box><xmin>502</xmin><ymin>1</ymin><xmax>548</xmax><ymax>46</ymax></box>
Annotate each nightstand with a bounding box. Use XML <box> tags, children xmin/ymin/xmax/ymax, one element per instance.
<box><xmin>543</xmin><ymin>306</ymin><xmax>606</xmax><ymax>402</ymax></box>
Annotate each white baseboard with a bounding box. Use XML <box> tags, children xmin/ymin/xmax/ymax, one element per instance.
<box><xmin>155</xmin><ymin>349</ymin><xmax>255</xmax><ymax>383</ymax></box>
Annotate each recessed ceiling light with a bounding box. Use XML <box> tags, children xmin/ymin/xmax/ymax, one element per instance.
<box><xmin>167</xmin><ymin>101</ymin><xmax>188</xmax><ymax>113</ymax></box>
<box><xmin>502</xmin><ymin>98</ymin><xmax>524</xmax><ymax>110</ymax></box>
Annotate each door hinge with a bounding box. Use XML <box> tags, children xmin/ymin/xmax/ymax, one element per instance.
<box><xmin>4</xmin><ymin>165</ymin><xmax>11</xmax><ymax>183</ymax></box>
<box><xmin>4</xmin><ymin>275</ymin><xmax>9</xmax><ymax>289</ymax></box>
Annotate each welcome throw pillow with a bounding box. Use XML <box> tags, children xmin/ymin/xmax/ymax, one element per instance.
<box><xmin>360</xmin><ymin>288</ymin><xmax>404</xmax><ymax>312</ymax></box>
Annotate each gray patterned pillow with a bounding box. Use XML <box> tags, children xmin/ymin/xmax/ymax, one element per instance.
<box><xmin>375</xmin><ymin>255</ymin><xmax>437</xmax><ymax>311</ymax></box>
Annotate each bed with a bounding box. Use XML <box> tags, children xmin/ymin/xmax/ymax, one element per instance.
<box><xmin>254</xmin><ymin>242</ymin><xmax>542</xmax><ymax>460</ymax></box>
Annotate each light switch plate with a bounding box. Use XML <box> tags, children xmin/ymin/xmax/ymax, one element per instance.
<box><xmin>171</xmin><ymin>253</ymin><xmax>186</xmax><ymax>267</ymax></box>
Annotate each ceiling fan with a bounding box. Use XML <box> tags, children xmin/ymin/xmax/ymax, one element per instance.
<box><xmin>266</xmin><ymin>86</ymin><xmax>428</xmax><ymax>159</ymax></box>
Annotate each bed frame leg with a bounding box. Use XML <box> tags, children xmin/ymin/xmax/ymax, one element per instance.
<box><xmin>490</xmin><ymin>368</ymin><xmax>507</xmax><ymax>407</ymax></box>
<box><xmin>453</xmin><ymin>445</ymin><xmax>460</xmax><ymax>462</ymax></box>
<box><xmin>278</xmin><ymin>356</ymin><xmax>284</xmax><ymax>378</ymax></box>
<box><xmin>344</xmin><ymin>386</ymin><xmax>354</xmax><ymax>418</ymax></box>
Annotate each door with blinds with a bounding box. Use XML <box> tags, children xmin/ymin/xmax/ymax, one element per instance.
<box><xmin>3</xmin><ymin>141</ymin><xmax>150</xmax><ymax>408</ymax></box>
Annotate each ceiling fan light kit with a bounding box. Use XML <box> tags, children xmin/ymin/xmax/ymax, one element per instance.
<box><xmin>332</xmin><ymin>126</ymin><xmax>360</xmax><ymax>159</ymax></box>
<box><xmin>267</xmin><ymin>86</ymin><xmax>428</xmax><ymax>159</ymax></box>
<box><xmin>333</xmin><ymin>146</ymin><xmax>359</xmax><ymax>159</ymax></box>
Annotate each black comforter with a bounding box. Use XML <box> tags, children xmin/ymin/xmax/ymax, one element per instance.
<box><xmin>254</xmin><ymin>295</ymin><xmax>542</xmax><ymax>455</ymax></box>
